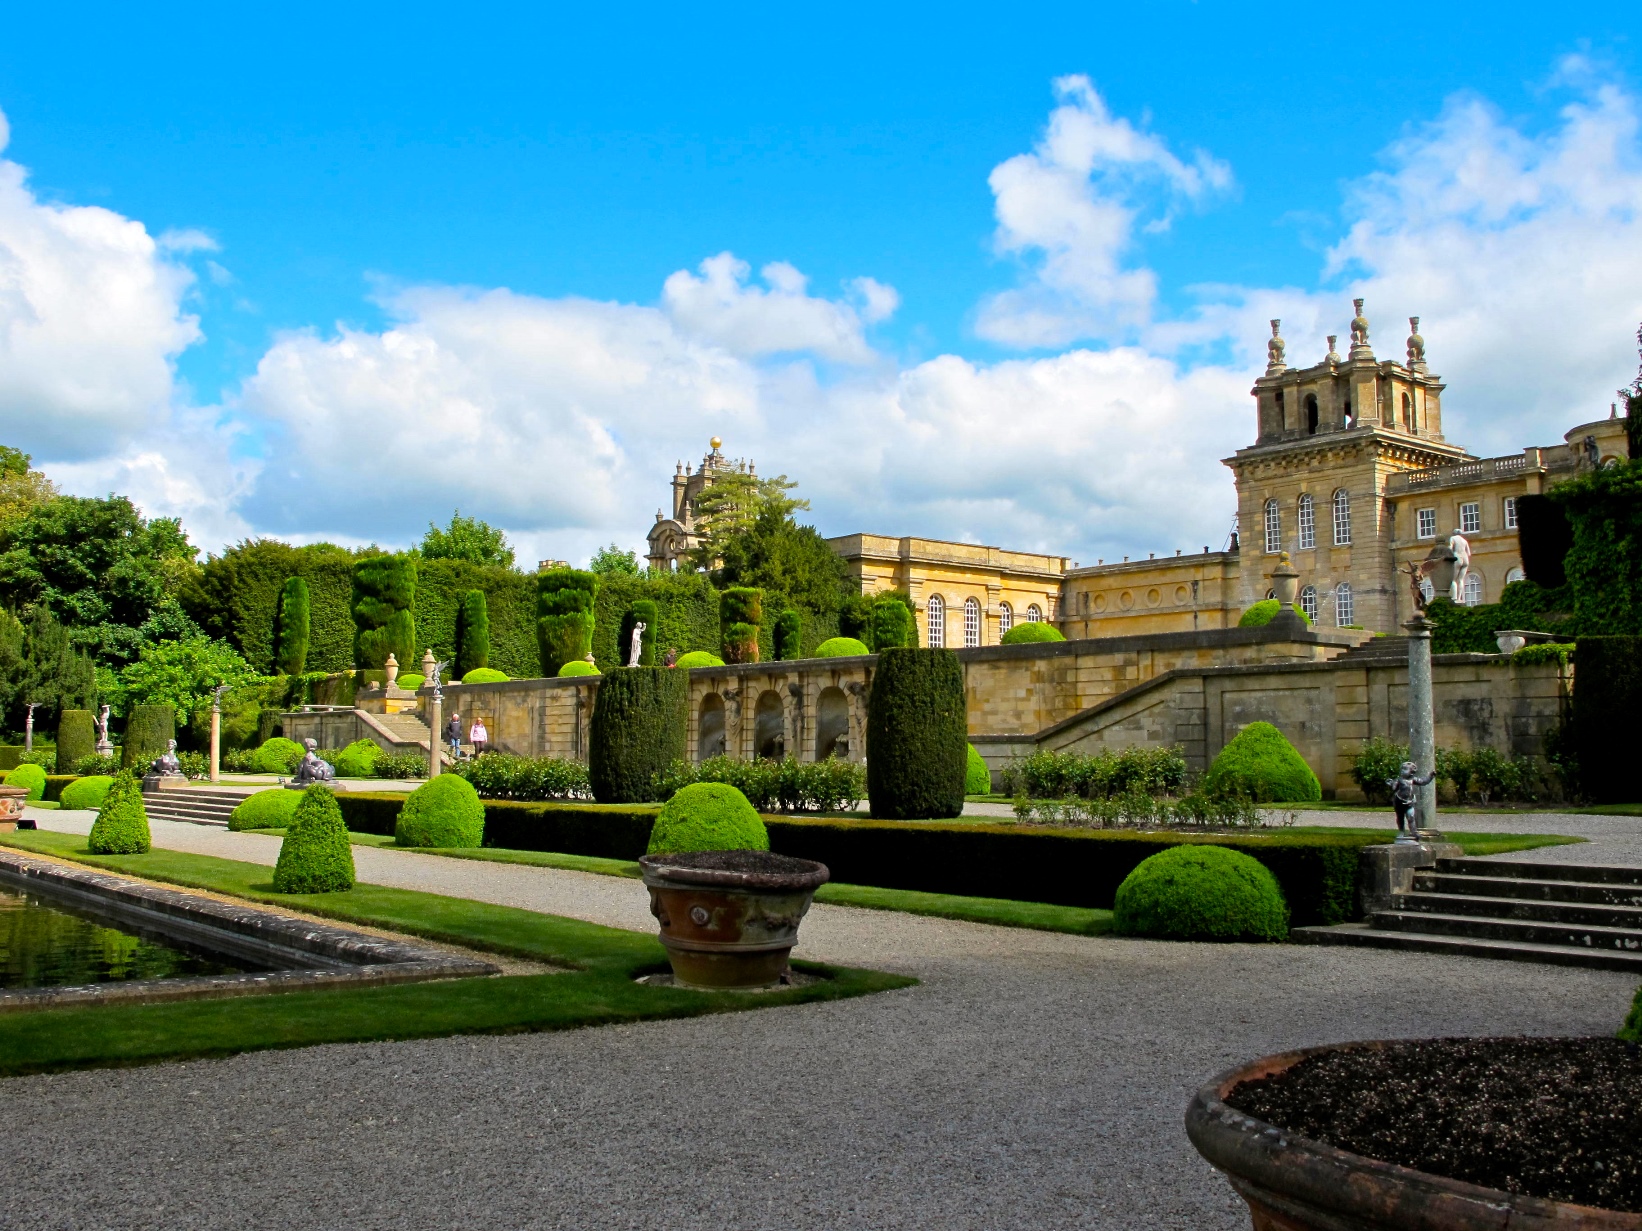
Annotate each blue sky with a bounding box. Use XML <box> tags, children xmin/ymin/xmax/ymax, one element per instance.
<box><xmin>1</xmin><ymin>2</ymin><xmax>1640</xmax><ymax>567</ymax></box>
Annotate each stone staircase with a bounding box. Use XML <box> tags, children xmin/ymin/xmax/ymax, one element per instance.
<box><xmin>1294</xmin><ymin>857</ymin><xmax>1642</xmax><ymax>973</ymax></box>
<box><xmin>1332</xmin><ymin>635</ymin><xmax>1412</xmax><ymax>665</ymax></box>
<box><xmin>138</xmin><ymin>786</ymin><xmax>263</xmax><ymax>828</ymax></box>
<box><xmin>369</xmin><ymin>711</ymin><xmax>433</xmax><ymax>752</ymax></box>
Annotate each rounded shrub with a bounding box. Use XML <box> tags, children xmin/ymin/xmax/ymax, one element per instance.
<box><xmin>866</xmin><ymin>648</ymin><xmax>968</xmax><ymax>820</ymax></box>
<box><xmin>247</xmin><ymin>736</ymin><xmax>306</xmax><ymax>775</ymax></box>
<box><xmin>558</xmin><ymin>660</ymin><xmax>600</xmax><ymax>677</ymax></box>
<box><xmin>1001</xmin><ymin>621</ymin><xmax>1066</xmax><ymax>645</ymax></box>
<box><xmin>87</xmin><ymin>771</ymin><xmax>151</xmax><ymax>854</ymax></box>
<box><xmin>674</xmin><ymin>651</ymin><xmax>724</xmax><ymax>669</ymax></box>
<box><xmin>56</xmin><ymin>709</ymin><xmax>97</xmax><ymax>774</ymax></box>
<box><xmin>589</xmin><ymin>666</ymin><xmax>689</xmax><ymax>803</ymax></box>
<box><xmin>1113</xmin><ymin>845</ymin><xmax>1289</xmax><ymax>941</ymax></box>
<box><xmin>59</xmin><ymin>775</ymin><xmax>114</xmax><ymax>811</ymax></box>
<box><xmin>121</xmin><ymin>704</ymin><xmax>176</xmax><ymax>770</ymax></box>
<box><xmin>272</xmin><ymin>786</ymin><xmax>355</xmax><ymax>893</ymax></box>
<box><xmin>815</xmin><ymin>636</ymin><xmax>870</xmax><ymax>658</ymax></box>
<box><xmin>229</xmin><ymin>788</ymin><xmax>303</xmax><ymax>831</ymax></box>
<box><xmin>1203</xmin><ymin>721</ymin><xmax>1322</xmax><ymax>803</ymax></box>
<box><xmin>395</xmin><ymin>673</ymin><xmax>424</xmax><ymax>691</ymax></box>
<box><xmin>331</xmin><ymin>738</ymin><xmax>381</xmax><ymax>779</ymax></box>
<box><xmin>3</xmin><ymin>763</ymin><xmax>46</xmax><ymax>802</ymax></box>
<box><xmin>396</xmin><ymin>773</ymin><xmax>486</xmax><ymax>847</ymax></box>
<box><xmin>462</xmin><ymin>667</ymin><xmax>509</xmax><ymax>684</ymax></box>
<box><xmin>965</xmin><ymin>745</ymin><xmax>992</xmax><ymax>795</ymax></box>
<box><xmin>647</xmin><ymin>782</ymin><xmax>770</xmax><ymax>855</ymax></box>
<box><xmin>1238</xmin><ymin>599</ymin><xmax>1311</xmax><ymax>628</ymax></box>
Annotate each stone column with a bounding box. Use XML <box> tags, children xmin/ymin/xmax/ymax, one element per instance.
<box><xmin>210</xmin><ymin>704</ymin><xmax>221</xmax><ymax>784</ymax></box>
<box><xmin>23</xmin><ymin>704</ymin><xmax>35</xmax><ymax>753</ymax></box>
<box><xmin>428</xmin><ymin>691</ymin><xmax>443</xmax><ymax>779</ymax></box>
<box><xmin>1403</xmin><ymin>615</ymin><xmax>1439</xmax><ymax>839</ymax></box>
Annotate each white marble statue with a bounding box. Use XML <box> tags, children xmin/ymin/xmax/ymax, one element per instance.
<box><xmin>1448</xmin><ymin>532</ymin><xmax>1472</xmax><ymax>603</ymax></box>
<box><xmin>628</xmin><ymin>621</ymin><xmax>647</xmax><ymax>668</ymax></box>
<box><xmin>95</xmin><ymin>704</ymin><xmax>113</xmax><ymax>756</ymax></box>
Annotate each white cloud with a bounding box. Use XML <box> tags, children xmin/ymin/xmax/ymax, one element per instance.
<box><xmin>661</xmin><ymin>251</ymin><xmax>896</xmax><ymax>364</ymax></box>
<box><xmin>976</xmin><ymin>75</ymin><xmax>1232</xmax><ymax>348</ymax></box>
<box><xmin>0</xmin><ymin>109</ymin><xmax>201</xmax><ymax>459</ymax></box>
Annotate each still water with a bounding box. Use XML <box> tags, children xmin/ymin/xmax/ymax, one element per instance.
<box><xmin>0</xmin><ymin>887</ymin><xmax>258</xmax><ymax>988</ymax></box>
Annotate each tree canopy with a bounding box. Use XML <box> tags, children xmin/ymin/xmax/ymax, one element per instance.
<box><xmin>108</xmin><ymin>634</ymin><xmax>261</xmax><ymax>723</ymax></box>
<box><xmin>714</xmin><ymin>504</ymin><xmax>850</xmax><ymax>617</ymax></box>
<box><xmin>589</xmin><ymin>543</ymin><xmax>641</xmax><ymax>576</ymax></box>
<box><xmin>687</xmin><ymin>469</ymin><xmax>806</xmax><ymax>572</ymax></box>
<box><xmin>419</xmin><ymin>511</ymin><xmax>515</xmax><ymax>569</ymax></box>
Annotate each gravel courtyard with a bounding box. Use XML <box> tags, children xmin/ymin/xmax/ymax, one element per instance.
<box><xmin>3</xmin><ymin>811</ymin><xmax>1636</xmax><ymax>1230</ymax></box>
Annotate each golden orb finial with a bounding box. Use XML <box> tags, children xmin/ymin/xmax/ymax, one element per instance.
<box><xmin>710</xmin><ymin>436</ymin><xmax>722</xmax><ymax>450</ymax></box>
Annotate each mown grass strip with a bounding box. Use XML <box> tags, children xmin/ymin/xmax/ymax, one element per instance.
<box><xmin>0</xmin><ymin>830</ymin><xmax>913</xmax><ymax>1077</ymax></box>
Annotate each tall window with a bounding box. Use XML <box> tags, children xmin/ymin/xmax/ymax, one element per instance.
<box><xmin>1460</xmin><ymin>502</ymin><xmax>1480</xmax><ymax>534</ymax></box>
<box><xmin>1305</xmin><ymin>393</ymin><xmax>1318</xmax><ymax>435</ymax></box>
<box><xmin>1026</xmin><ymin>603</ymin><xmax>1043</xmax><ymax>623</ymax></box>
<box><xmin>1416</xmin><ymin>507</ymin><xmax>1437</xmax><ymax>539</ymax></box>
<box><xmin>1505</xmin><ymin>566</ymin><xmax>1525</xmax><ymax>587</ymax></box>
<box><xmin>926</xmin><ymin>594</ymin><xmax>945</xmax><ymax>648</ymax></box>
<box><xmin>1297</xmin><ymin>494</ymin><xmax>1315</xmax><ymax>549</ymax></box>
<box><xmin>1402</xmin><ymin>392</ymin><xmax>1414</xmax><ymax>431</ymax></box>
<box><xmin>1462</xmin><ymin>574</ymin><xmax>1483</xmax><ymax>606</ymax></box>
<box><xmin>999</xmin><ymin>602</ymin><xmax>1013</xmax><ymax>635</ymax></box>
<box><xmin>1332</xmin><ymin>489</ymin><xmax>1352</xmax><ymax>545</ymax></box>
<box><xmin>1503</xmin><ymin>497</ymin><xmax>1518</xmax><ymax>529</ymax></box>
<box><xmin>1334</xmin><ymin>582</ymin><xmax>1354</xmax><ymax>626</ymax></box>
<box><xmin>963</xmin><ymin>597</ymin><xmax>981</xmax><ymax>648</ymax></box>
<box><xmin>1299</xmin><ymin>585</ymin><xmax>1318</xmax><ymax>623</ymax></box>
<box><xmin>1263</xmin><ymin>499</ymin><xmax>1281</xmax><ymax>553</ymax></box>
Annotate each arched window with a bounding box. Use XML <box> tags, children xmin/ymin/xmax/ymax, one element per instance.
<box><xmin>1305</xmin><ymin>393</ymin><xmax>1319</xmax><ymax>435</ymax></box>
<box><xmin>1026</xmin><ymin>603</ymin><xmax>1042</xmax><ymax>623</ymax></box>
<box><xmin>1299</xmin><ymin>585</ymin><xmax>1318</xmax><ymax>622</ymax></box>
<box><xmin>1263</xmin><ymin>499</ymin><xmax>1281</xmax><ymax>554</ymax></box>
<box><xmin>1332</xmin><ymin>489</ymin><xmax>1352</xmax><ymax>546</ymax></box>
<box><xmin>1462</xmin><ymin>574</ymin><xmax>1483</xmax><ymax>607</ymax></box>
<box><xmin>1504</xmin><ymin>566</ymin><xmax>1525</xmax><ymax>587</ymax></box>
<box><xmin>1335</xmin><ymin>582</ymin><xmax>1354</xmax><ymax>626</ymax></box>
<box><xmin>926</xmin><ymin>594</ymin><xmax>946</xmax><ymax>648</ymax></box>
<box><xmin>1402</xmin><ymin>392</ymin><xmax>1414</xmax><ymax>431</ymax></box>
<box><xmin>999</xmin><ymin>602</ymin><xmax>1013</xmax><ymax>635</ymax></box>
<box><xmin>1297</xmin><ymin>494</ymin><xmax>1315</xmax><ymax>550</ymax></box>
<box><xmin>963</xmin><ymin>597</ymin><xmax>981</xmax><ymax>648</ymax></box>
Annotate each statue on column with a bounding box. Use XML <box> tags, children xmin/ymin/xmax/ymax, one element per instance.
<box><xmin>288</xmin><ymin>738</ymin><xmax>337</xmax><ymax>788</ymax></box>
<box><xmin>95</xmin><ymin>705</ymin><xmax>113</xmax><ymax>756</ymax></box>
<box><xmin>150</xmin><ymin>739</ymin><xmax>184</xmax><ymax>779</ymax></box>
<box><xmin>1447</xmin><ymin>532</ymin><xmax>1472</xmax><ymax>603</ymax></box>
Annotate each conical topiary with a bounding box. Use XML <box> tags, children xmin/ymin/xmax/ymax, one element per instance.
<box><xmin>87</xmin><ymin>770</ymin><xmax>152</xmax><ymax>854</ymax></box>
<box><xmin>1202</xmin><ymin>721</ymin><xmax>1322</xmax><ymax>803</ymax></box>
<box><xmin>272</xmin><ymin>785</ymin><xmax>355</xmax><ymax>893</ymax></box>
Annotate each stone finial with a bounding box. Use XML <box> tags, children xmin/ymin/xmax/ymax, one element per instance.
<box><xmin>675</xmin><ymin>460</ymin><xmax>683</xmax><ymax>474</ymax></box>
<box><xmin>1406</xmin><ymin>316</ymin><xmax>1427</xmax><ymax>373</ymax></box>
<box><xmin>420</xmin><ymin>648</ymin><xmax>437</xmax><ymax>681</ymax></box>
<box><xmin>1266</xmin><ymin>319</ymin><xmax>1286</xmax><ymax>374</ymax></box>
<box><xmin>384</xmin><ymin>653</ymin><xmax>399</xmax><ymax>688</ymax></box>
<box><xmin>1349</xmin><ymin>298</ymin><xmax>1373</xmax><ymax>360</ymax></box>
<box><xmin>1326</xmin><ymin>335</ymin><xmax>1340</xmax><ymax>363</ymax></box>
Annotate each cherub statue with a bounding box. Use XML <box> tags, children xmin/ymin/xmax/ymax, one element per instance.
<box><xmin>1386</xmin><ymin>760</ymin><xmax>1436</xmax><ymax>840</ymax></box>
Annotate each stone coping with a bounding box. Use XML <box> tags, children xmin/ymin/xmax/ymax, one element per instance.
<box><xmin>0</xmin><ymin>850</ymin><xmax>498</xmax><ymax>1012</ymax></box>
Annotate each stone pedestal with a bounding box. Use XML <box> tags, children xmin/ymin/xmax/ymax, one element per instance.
<box><xmin>141</xmin><ymin>775</ymin><xmax>191</xmax><ymax>792</ymax></box>
<box><xmin>1358</xmin><ymin>841</ymin><xmax>1461</xmax><ymax>916</ymax></box>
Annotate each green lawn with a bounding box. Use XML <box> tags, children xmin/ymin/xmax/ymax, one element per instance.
<box><xmin>0</xmin><ymin>830</ymin><xmax>913</xmax><ymax>1077</ymax></box>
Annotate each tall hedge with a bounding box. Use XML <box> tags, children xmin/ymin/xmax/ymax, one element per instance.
<box><xmin>274</xmin><ymin>576</ymin><xmax>311</xmax><ymax>675</ymax></box>
<box><xmin>1516</xmin><ymin>494</ymin><xmax>1573</xmax><ymax>589</ymax></box>
<box><xmin>1551</xmin><ymin>461</ymin><xmax>1642</xmax><ymax>635</ymax></box>
<box><xmin>352</xmin><ymin>555</ymin><xmax>417</xmax><ymax>670</ymax></box>
<box><xmin>456</xmin><ymin>589</ymin><xmax>490</xmax><ymax>674</ymax></box>
<box><xmin>774</xmin><ymin>608</ymin><xmax>802</xmax><ymax>661</ymax></box>
<box><xmin>186</xmin><ymin>539</ymin><xmax>362</xmax><ymax>674</ymax></box>
<box><xmin>1571</xmin><ymin>635</ymin><xmax>1642</xmax><ymax>803</ymax></box>
<box><xmin>56</xmin><ymin>709</ymin><xmax>96</xmax><ymax>771</ymax></box>
<box><xmin>121</xmin><ymin>704</ymin><xmax>176</xmax><ymax>771</ymax></box>
<box><xmin>721</xmin><ymin>586</ymin><xmax>762</xmax><ymax>664</ymax></box>
<box><xmin>593</xmin><ymin>572</ymin><xmax>718</xmax><ymax>671</ymax></box>
<box><xmin>868</xmin><ymin>595</ymin><xmax>916</xmax><ymax>650</ymax></box>
<box><xmin>588</xmin><ymin>666</ymin><xmax>688</xmax><ymax>803</ymax></box>
<box><xmin>618</xmin><ymin>600</ymin><xmax>659</xmax><ymax>667</ymax></box>
<box><xmin>866</xmin><ymin>648</ymin><xmax>967</xmax><ymax>819</ymax></box>
<box><xmin>537</xmin><ymin>567</ymin><xmax>598</xmax><ymax>676</ymax></box>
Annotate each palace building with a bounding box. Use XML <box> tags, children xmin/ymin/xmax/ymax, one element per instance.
<box><xmin>649</xmin><ymin>301</ymin><xmax>1627</xmax><ymax>645</ymax></box>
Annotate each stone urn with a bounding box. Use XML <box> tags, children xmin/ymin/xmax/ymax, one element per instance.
<box><xmin>0</xmin><ymin>785</ymin><xmax>27</xmax><ymax>831</ymax></box>
<box><xmin>1185</xmin><ymin>1043</ymin><xmax>1642</xmax><ymax>1230</ymax></box>
<box><xmin>638</xmin><ymin>850</ymin><xmax>829</xmax><ymax>990</ymax></box>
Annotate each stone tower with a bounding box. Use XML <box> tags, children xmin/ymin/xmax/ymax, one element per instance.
<box><xmin>646</xmin><ymin>438</ymin><xmax>755</xmax><ymax>572</ymax></box>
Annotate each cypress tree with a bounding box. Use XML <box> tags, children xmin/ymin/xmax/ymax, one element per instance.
<box><xmin>351</xmin><ymin>555</ymin><xmax>417</xmax><ymax>669</ymax></box>
<box><xmin>456</xmin><ymin>589</ymin><xmax>490</xmax><ymax>674</ymax></box>
<box><xmin>866</xmin><ymin>648</ymin><xmax>967</xmax><ymax>819</ymax></box>
<box><xmin>868</xmin><ymin>594</ymin><xmax>916</xmax><ymax>650</ymax></box>
<box><xmin>720</xmin><ymin>587</ymin><xmax>762</xmax><ymax>663</ymax></box>
<box><xmin>121</xmin><ymin>705</ymin><xmax>176</xmax><ymax>771</ymax></box>
<box><xmin>588</xmin><ymin>666</ymin><xmax>688</xmax><ymax>803</ymax></box>
<box><xmin>275</xmin><ymin>576</ymin><xmax>311</xmax><ymax>675</ymax></box>
<box><xmin>774</xmin><ymin>608</ymin><xmax>802</xmax><ymax>660</ymax></box>
<box><xmin>536</xmin><ymin>567</ymin><xmax>598</xmax><ymax>675</ymax></box>
<box><xmin>618</xmin><ymin>600</ymin><xmax>659</xmax><ymax>667</ymax></box>
<box><xmin>56</xmin><ymin>709</ymin><xmax>96</xmax><ymax>772</ymax></box>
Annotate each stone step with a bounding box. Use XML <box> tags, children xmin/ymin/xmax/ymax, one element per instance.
<box><xmin>1393</xmin><ymin>891</ymin><xmax>1642</xmax><ymax>931</ymax></box>
<box><xmin>1438</xmin><ymin>857</ymin><xmax>1642</xmax><ymax>888</ymax></box>
<box><xmin>1368</xmin><ymin>908</ymin><xmax>1642</xmax><ymax>955</ymax></box>
<box><xmin>139</xmin><ymin>786</ymin><xmax>261</xmax><ymax>827</ymax></box>
<box><xmin>1291</xmin><ymin>922</ymin><xmax>1642</xmax><ymax>973</ymax></box>
<box><xmin>1414</xmin><ymin>870</ymin><xmax>1642</xmax><ymax>908</ymax></box>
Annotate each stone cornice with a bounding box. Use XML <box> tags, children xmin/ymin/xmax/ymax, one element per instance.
<box><xmin>1223</xmin><ymin>428</ymin><xmax>1472</xmax><ymax>479</ymax></box>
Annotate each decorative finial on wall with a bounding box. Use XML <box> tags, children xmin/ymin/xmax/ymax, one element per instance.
<box><xmin>1326</xmin><ymin>335</ymin><xmax>1340</xmax><ymax>363</ymax></box>
<box><xmin>1349</xmin><ymin>298</ymin><xmax>1373</xmax><ymax>360</ymax></box>
<box><xmin>1406</xmin><ymin>316</ymin><xmax>1427</xmax><ymax>373</ymax></box>
<box><xmin>1266</xmin><ymin>319</ymin><xmax>1286</xmax><ymax>374</ymax></box>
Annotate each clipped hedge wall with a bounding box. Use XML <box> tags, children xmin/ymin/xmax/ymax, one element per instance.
<box><xmin>588</xmin><ymin>667</ymin><xmax>688</xmax><ymax>803</ymax></box>
<box><xmin>866</xmin><ymin>648</ymin><xmax>967</xmax><ymax>819</ymax></box>
<box><xmin>1570</xmin><ymin>635</ymin><xmax>1642</xmax><ymax>803</ymax></box>
<box><xmin>56</xmin><ymin>710</ymin><xmax>96</xmax><ymax>773</ymax></box>
<box><xmin>121</xmin><ymin>705</ymin><xmax>176</xmax><ymax>771</ymax></box>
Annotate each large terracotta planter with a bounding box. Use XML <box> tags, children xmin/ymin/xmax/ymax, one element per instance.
<box><xmin>639</xmin><ymin>850</ymin><xmax>829</xmax><ymax>990</ymax></box>
<box><xmin>0</xmin><ymin>786</ymin><xmax>28</xmax><ymax>831</ymax></box>
<box><xmin>1185</xmin><ymin>1042</ymin><xmax>1642</xmax><ymax>1231</ymax></box>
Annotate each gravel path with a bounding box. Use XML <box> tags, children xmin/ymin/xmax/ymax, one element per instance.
<box><xmin>9</xmin><ymin>808</ymin><xmax>1638</xmax><ymax>1229</ymax></box>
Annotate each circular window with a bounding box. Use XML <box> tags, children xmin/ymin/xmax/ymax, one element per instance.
<box><xmin>1119</xmin><ymin>591</ymin><xmax>1134</xmax><ymax>610</ymax></box>
<box><xmin>1093</xmin><ymin>593</ymin><xmax>1107</xmax><ymax>613</ymax></box>
<box><xmin>1146</xmin><ymin>588</ymin><xmax>1161</xmax><ymax>607</ymax></box>
<box><xmin>1174</xmin><ymin>585</ymin><xmax>1190</xmax><ymax>604</ymax></box>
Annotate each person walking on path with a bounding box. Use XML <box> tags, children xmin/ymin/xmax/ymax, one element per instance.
<box><xmin>446</xmin><ymin>712</ymin><xmax>463</xmax><ymax>760</ymax></box>
<box><xmin>469</xmin><ymin>716</ymin><xmax>488</xmax><ymax>758</ymax></box>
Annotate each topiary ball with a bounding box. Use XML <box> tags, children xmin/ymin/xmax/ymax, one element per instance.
<box><xmin>815</xmin><ymin>636</ymin><xmax>871</xmax><ymax>658</ymax></box>
<box><xmin>59</xmin><ymin>775</ymin><xmax>114</xmax><ymax>811</ymax></box>
<box><xmin>272</xmin><ymin>785</ymin><xmax>355</xmax><ymax>893</ymax></box>
<box><xmin>1000</xmin><ymin>622</ymin><xmax>1066</xmax><ymax>645</ymax></box>
<box><xmin>3</xmin><ymin>763</ymin><xmax>47</xmax><ymax>802</ymax></box>
<box><xmin>249</xmin><ymin>736</ymin><xmax>306</xmax><ymax>775</ymax></box>
<box><xmin>1113</xmin><ymin>845</ymin><xmax>1289</xmax><ymax>942</ymax></box>
<box><xmin>1203</xmin><ymin>721</ymin><xmax>1322</xmax><ymax>803</ymax></box>
<box><xmin>558</xmin><ymin>660</ymin><xmax>600</xmax><ymax>677</ymax></box>
<box><xmin>647</xmin><ymin>783</ymin><xmax>770</xmax><ymax>855</ymax></box>
<box><xmin>1237</xmin><ymin>599</ymin><xmax>1311</xmax><ymax>628</ymax></box>
<box><xmin>965</xmin><ymin>745</ymin><xmax>992</xmax><ymax>795</ymax></box>
<box><xmin>462</xmin><ymin>667</ymin><xmax>509</xmax><ymax>684</ymax></box>
<box><xmin>673</xmin><ymin>650</ymin><xmax>725</xmax><ymax>669</ymax></box>
<box><xmin>396</xmin><ymin>673</ymin><xmax>425</xmax><ymax>691</ymax></box>
<box><xmin>87</xmin><ymin>771</ymin><xmax>151</xmax><ymax>854</ymax></box>
<box><xmin>332</xmin><ymin>738</ymin><xmax>382</xmax><ymax>779</ymax></box>
<box><xmin>229</xmin><ymin>788</ymin><xmax>304</xmax><ymax>831</ymax></box>
<box><xmin>395</xmin><ymin>773</ymin><xmax>486</xmax><ymax>848</ymax></box>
